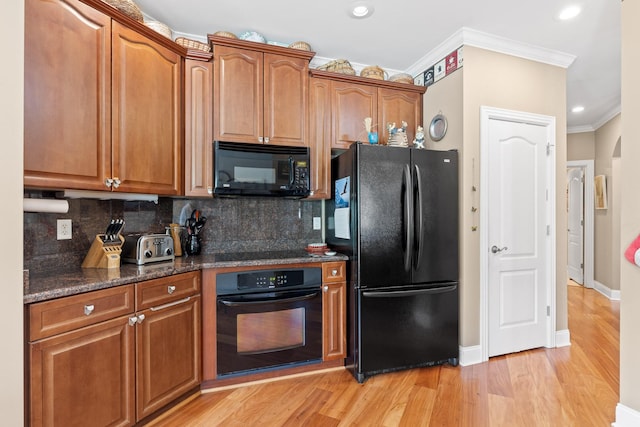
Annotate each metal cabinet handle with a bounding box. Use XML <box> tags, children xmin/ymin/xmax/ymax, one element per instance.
<box><xmin>264</xmin><ymin>137</ymin><xmax>269</xmax><ymax>143</ymax></box>
<box><xmin>112</xmin><ymin>177</ymin><xmax>121</xmax><ymax>188</ymax></box>
<box><xmin>491</xmin><ymin>245</ymin><xmax>508</xmax><ymax>254</ymax></box>
<box><xmin>331</xmin><ymin>269</ymin><xmax>338</xmax><ymax>276</ymax></box>
<box><xmin>105</xmin><ymin>178</ymin><xmax>113</xmax><ymax>188</ymax></box>
<box><xmin>323</xmin><ymin>285</ymin><xmax>329</xmax><ymax>292</ymax></box>
<box><xmin>84</xmin><ymin>304</ymin><xmax>95</xmax><ymax>316</ymax></box>
<box><xmin>150</xmin><ymin>297</ymin><xmax>191</xmax><ymax>312</ymax></box>
<box><xmin>167</xmin><ymin>285</ymin><xmax>176</xmax><ymax>294</ymax></box>
<box><xmin>258</xmin><ymin>136</ymin><xmax>264</xmax><ymax>143</ymax></box>
<box><xmin>207</xmin><ymin>187</ymin><xmax>213</xmax><ymax>194</ymax></box>
<box><xmin>137</xmin><ymin>314</ymin><xmax>145</xmax><ymax>324</ymax></box>
<box><xmin>128</xmin><ymin>316</ymin><xmax>138</xmax><ymax>326</ymax></box>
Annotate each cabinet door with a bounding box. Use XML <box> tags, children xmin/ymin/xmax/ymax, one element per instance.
<box><xmin>185</xmin><ymin>59</ymin><xmax>213</xmax><ymax>197</ymax></box>
<box><xmin>264</xmin><ymin>53</ymin><xmax>308</xmax><ymax>147</ymax></box>
<box><xmin>213</xmin><ymin>45</ymin><xmax>263</xmax><ymax>144</ymax></box>
<box><xmin>30</xmin><ymin>316</ymin><xmax>135</xmax><ymax>427</ymax></box>
<box><xmin>307</xmin><ymin>77</ymin><xmax>331</xmax><ymax>199</ymax></box>
<box><xmin>331</xmin><ymin>81</ymin><xmax>377</xmax><ymax>149</ymax></box>
<box><xmin>322</xmin><ymin>281</ymin><xmax>346</xmax><ymax>361</ymax></box>
<box><xmin>136</xmin><ymin>295</ymin><xmax>201</xmax><ymax>420</ymax></box>
<box><xmin>112</xmin><ymin>22</ymin><xmax>182</xmax><ymax>196</ymax></box>
<box><xmin>377</xmin><ymin>88</ymin><xmax>422</xmax><ymax>145</ymax></box>
<box><xmin>24</xmin><ymin>0</ymin><xmax>112</xmax><ymax>191</ymax></box>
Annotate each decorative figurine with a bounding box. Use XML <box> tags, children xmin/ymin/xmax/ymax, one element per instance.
<box><xmin>413</xmin><ymin>125</ymin><xmax>426</xmax><ymax>149</ymax></box>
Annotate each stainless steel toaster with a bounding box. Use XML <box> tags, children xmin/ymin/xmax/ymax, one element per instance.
<box><xmin>121</xmin><ymin>233</ymin><xmax>175</xmax><ymax>265</ymax></box>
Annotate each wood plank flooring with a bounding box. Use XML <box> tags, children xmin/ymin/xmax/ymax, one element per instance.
<box><xmin>150</xmin><ymin>285</ymin><xmax>619</xmax><ymax>426</ymax></box>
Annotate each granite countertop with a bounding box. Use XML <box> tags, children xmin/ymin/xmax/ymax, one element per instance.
<box><xmin>24</xmin><ymin>250</ymin><xmax>349</xmax><ymax>304</ymax></box>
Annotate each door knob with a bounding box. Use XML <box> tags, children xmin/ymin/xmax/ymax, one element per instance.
<box><xmin>491</xmin><ymin>245</ymin><xmax>508</xmax><ymax>254</ymax></box>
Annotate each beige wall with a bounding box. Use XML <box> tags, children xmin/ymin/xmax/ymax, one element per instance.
<box><xmin>425</xmin><ymin>46</ymin><xmax>568</xmax><ymax>348</ymax></box>
<box><xmin>620</xmin><ymin>0</ymin><xmax>640</xmax><ymax>413</ymax></box>
<box><xmin>567</xmin><ymin>131</ymin><xmax>595</xmax><ymax>161</ymax></box>
<box><xmin>594</xmin><ymin>115</ymin><xmax>621</xmax><ymax>290</ymax></box>
<box><xmin>1</xmin><ymin>0</ymin><xmax>24</xmax><ymax>424</ymax></box>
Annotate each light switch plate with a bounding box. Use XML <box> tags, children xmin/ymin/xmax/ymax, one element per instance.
<box><xmin>313</xmin><ymin>217</ymin><xmax>321</xmax><ymax>230</ymax></box>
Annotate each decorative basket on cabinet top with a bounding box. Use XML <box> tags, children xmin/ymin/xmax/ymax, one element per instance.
<box><xmin>100</xmin><ymin>0</ymin><xmax>144</xmax><ymax>22</ymax></box>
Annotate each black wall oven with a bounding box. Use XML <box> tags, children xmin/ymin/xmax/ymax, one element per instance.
<box><xmin>216</xmin><ymin>267</ymin><xmax>322</xmax><ymax>377</ymax></box>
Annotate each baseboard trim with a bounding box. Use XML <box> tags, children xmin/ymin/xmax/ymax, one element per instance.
<box><xmin>613</xmin><ymin>403</ymin><xmax>640</xmax><ymax>427</ymax></box>
<box><xmin>594</xmin><ymin>280</ymin><xmax>621</xmax><ymax>300</ymax></box>
<box><xmin>459</xmin><ymin>345</ymin><xmax>482</xmax><ymax>366</ymax></box>
<box><xmin>555</xmin><ymin>329</ymin><xmax>571</xmax><ymax>347</ymax></box>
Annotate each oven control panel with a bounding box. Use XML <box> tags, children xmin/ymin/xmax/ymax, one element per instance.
<box><xmin>216</xmin><ymin>267</ymin><xmax>322</xmax><ymax>295</ymax></box>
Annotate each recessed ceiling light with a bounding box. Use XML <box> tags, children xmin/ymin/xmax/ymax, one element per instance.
<box><xmin>572</xmin><ymin>106</ymin><xmax>585</xmax><ymax>113</ymax></box>
<box><xmin>349</xmin><ymin>2</ymin><xmax>374</xmax><ymax>19</ymax></box>
<box><xmin>558</xmin><ymin>5</ymin><xmax>582</xmax><ymax>20</ymax></box>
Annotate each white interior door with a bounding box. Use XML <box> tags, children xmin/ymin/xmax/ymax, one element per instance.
<box><xmin>485</xmin><ymin>114</ymin><xmax>552</xmax><ymax>358</ymax></box>
<box><xmin>567</xmin><ymin>167</ymin><xmax>584</xmax><ymax>284</ymax></box>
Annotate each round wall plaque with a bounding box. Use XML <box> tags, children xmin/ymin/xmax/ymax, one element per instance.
<box><xmin>429</xmin><ymin>114</ymin><xmax>448</xmax><ymax>141</ymax></box>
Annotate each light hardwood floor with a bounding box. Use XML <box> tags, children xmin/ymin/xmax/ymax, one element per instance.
<box><xmin>151</xmin><ymin>285</ymin><xmax>619</xmax><ymax>426</ymax></box>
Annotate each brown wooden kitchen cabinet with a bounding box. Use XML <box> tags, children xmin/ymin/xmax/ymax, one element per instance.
<box><xmin>24</xmin><ymin>0</ymin><xmax>184</xmax><ymax>196</ymax></box>
<box><xmin>27</xmin><ymin>271</ymin><xmax>201</xmax><ymax>426</ymax></box>
<box><xmin>28</xmin><ymin>285</ymin><xmax>137</xmax><ymax>427</ymax></box>
<box><xmin>322</xmin><ymin>262</ymin><xmax>347</xmax><ymax>361</ymax></box>
<box><xmin>210</xmin><ymin>36</ymin><xmax>314</xmax><ymax>147</ymax></box>
<box><xmin>308</xmin><ymin>70</ymin><xmax>426</xmax><ymax>199</ymax></box>
<box><xmin>307</xmin><ymin>77</ymin><xmax>332</xmax><ymax>199</ymax></box>
<box><xmin>135</xmin><ymin>272</ymin><xmax>201</xmax><ymax>420</ymax></box>
<box><xmin>184</xmin><ymin>56</ymin><xmax>214</xmax><ymax>197</ymax></box>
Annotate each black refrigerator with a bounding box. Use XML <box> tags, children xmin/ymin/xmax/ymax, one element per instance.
<box><xmin>326</xmin><ymin>143</ymin><xmax>459</xmax><ymax>383</ymax></box>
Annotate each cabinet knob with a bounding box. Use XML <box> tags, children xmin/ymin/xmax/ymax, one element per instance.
<box><xmin>323</xmin><ymin>285</ymin><xmax>329</xmax><ymax>292</ymax></box>
<box><xmin>105</xmin><ymin>178</ymin><xmax>113</xmax><ymax>188</ymax></box>
<box><xmin>128</xmin><ymin>316</ymin><xmax>138</xmax><ymax>326</ymax></box>
<box><xmin>258</xmin><ymin>136</ymin><xmax>264</xmax><ymax>143</ymax></box>
<box><xmin>137</xmin><ymin>314</ymin><xmax>146</xmax><ymax>324</ymax></box>
<box><xmin>83</xmin><ymin>304</ymin><xmax>95</xmax><ymax>316</ymax></box>
<box><xmin>112</xmin><ymin>177</ymin><xmax>121</xmax><ymax>188</ymax></box>
<box><xmin>264</xmin><ymin>137</ymin><xmax>270</xmax><ymax>143</ymax></box>
<box><xmin>168</xmin><ymin>285</ymin><xmax>176</xmax><ymax>294</ymax></box>
<box><xmin>207</xmin><ymin>187</ymin><xmax>213</xmax><ymax>194</ymax></box>
<box><xmin>331</xmin><ymin>269</ymin><xmax>338</xmax><ymax>276</ymax></box>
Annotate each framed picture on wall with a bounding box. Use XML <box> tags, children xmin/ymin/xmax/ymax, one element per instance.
<box><xmin>595</xmin><ymin>175</ymin><xmax>608</xmax><ymax>209</ymax></box>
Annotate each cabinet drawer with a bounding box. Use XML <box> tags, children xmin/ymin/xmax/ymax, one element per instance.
<box><xmin>322</xmin><ymin>262</ymin><xmax>346</xmax><ymax>283</ymax></box>
<box><xmin>29</xmin><ymin>285</ymin><xmax>135</xmax><ymax>341</ymax></box>
<box><xmin>136</xmin><ymin>271</ymin><xmax>200</xmax><ymax>310</ymax></box>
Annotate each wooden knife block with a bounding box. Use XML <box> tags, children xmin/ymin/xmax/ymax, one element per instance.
<box><xmin>82</xmin><ymin>234</ymin><xmax>125</xmax><ymax>269</ymax></box>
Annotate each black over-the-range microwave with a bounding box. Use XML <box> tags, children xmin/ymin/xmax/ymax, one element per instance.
<box><xmin>213</xmin><ymin>141</ymin><xmax>310</xmax><ymax>198</ymax></box>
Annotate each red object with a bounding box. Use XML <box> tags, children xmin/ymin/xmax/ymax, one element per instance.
<box><xmin>624</xmin><ymin>234</ymin><xmax>640</xmax><ymax>265</ymax></box>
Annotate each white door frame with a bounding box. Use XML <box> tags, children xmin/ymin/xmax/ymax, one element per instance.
<box><xmin>567</xmin><ymin>160</ymin><xmax>595</xmax><ymax>289</ymax></box>
<box><xmin>479</xmin><ymin>106</ymin><xmax>557</xmax><ymax>362</ymax></box>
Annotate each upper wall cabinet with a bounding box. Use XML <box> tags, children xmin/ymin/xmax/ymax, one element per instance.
<box><xmin>209</xmin><ymin>36</ymin><xmax>315</xmax><ymax>147</ymax></box>
<box><xmin>24</xmin><ymin>0</ymin><xmax>185</xmax><ymax>196</ymax></box>
<box><xmin>308</xmin><ymin>70</ymin><xmax>425</xmax><ymax>200</ymax></box>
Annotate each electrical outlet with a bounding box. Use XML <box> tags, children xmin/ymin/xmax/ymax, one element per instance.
<box><xmin>57</xmin><ymin>219</ymin><xmax>72</xmax><ymax>240</ymax></box>
<box><xmin>313</xmin><ymin>217</ymin><xmax>322</xmax><ymax>230</ymax></box>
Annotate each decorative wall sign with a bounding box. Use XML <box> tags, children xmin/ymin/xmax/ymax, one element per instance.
<box><xmin>421</xmin><ymin>46</ymin><xmax>464</xmax><ymax>87</ymax></box>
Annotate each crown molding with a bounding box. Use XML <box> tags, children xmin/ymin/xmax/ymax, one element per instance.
<box><xmin>406</xmin><ymin>27</ymin><xmax>576</xmax><ymax>78</ymax></box>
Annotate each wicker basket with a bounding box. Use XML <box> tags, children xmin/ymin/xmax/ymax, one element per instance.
<box><xmin>288</xmin><ymin>41</ymin><xmax>312</xmax><ymax>51</ymax></box>
<box><xmin>317</xmin><ymin>59</ymin><xmax>356</xmax><ymax>75</ymax></box>
<box><xmin>388</xmin><ymin>73</ymin><xmax>414</xmax><ymax>84</ymax></box>
<box><xmin>100</xmin><ymin>0</ymin><xmax>143</xmax><ymax>22</ymax></box>
<box><xmin>360</xmin><ymin>65</ymin><xmax>387</xmax><ymax>80</ymax></box>
<box><xmin>144</xmin><ymin>20</ymin><xmax>172</xmax><ymax>39</ymax></box>
<box><xmin>175</xmin><ymin>37</ymin><xmax>211</xmax><ymax>52</ymax></box>
<box><xmin>213</xmin><ymin>31</ymin><xmax>238</xmax><ymax>39</ymax></box>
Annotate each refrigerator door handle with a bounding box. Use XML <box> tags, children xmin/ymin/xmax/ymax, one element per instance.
<box><xmin>362</xmin><ymin>285</ymin><xmax>457</xmax><ymax>298</ymax></box>
<box><xmin>403</xmin><ymin>164</ymin><xmax>414</xmax><ymax>272</ymax></box>
<box><xmin>413</xmin><ymin>164</ymin><xmax>424</xmax><ymax>270</ymax></box>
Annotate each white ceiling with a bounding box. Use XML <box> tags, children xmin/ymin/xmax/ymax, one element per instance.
<box><xmin>134</xmin><ymin>0</ymin><xmax>621</xmax><ymax>133</ymax></box>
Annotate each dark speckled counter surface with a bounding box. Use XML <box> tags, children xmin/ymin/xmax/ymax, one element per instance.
<box><xmin>24</xmin><ymin>250</ymin><xmax>348</xmax><ymax>304</ymax></box>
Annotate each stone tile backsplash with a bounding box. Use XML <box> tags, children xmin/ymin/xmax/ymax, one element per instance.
<box><xmin>24</xmin><ymin>195</ymin><xmax>322</xmax><ymax>275</ymax></box>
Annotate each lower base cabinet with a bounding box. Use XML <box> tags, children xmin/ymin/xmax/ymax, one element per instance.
<box><xmin>28</xmin><ymin>271</ymin><xmax>201</xmax><ymax>426</ymax></box>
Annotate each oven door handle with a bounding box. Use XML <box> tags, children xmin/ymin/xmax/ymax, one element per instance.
<box><xmin>218</xmin><ymin>291</ymin><xmax>320</xmax><ymax>307</ymax></box>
